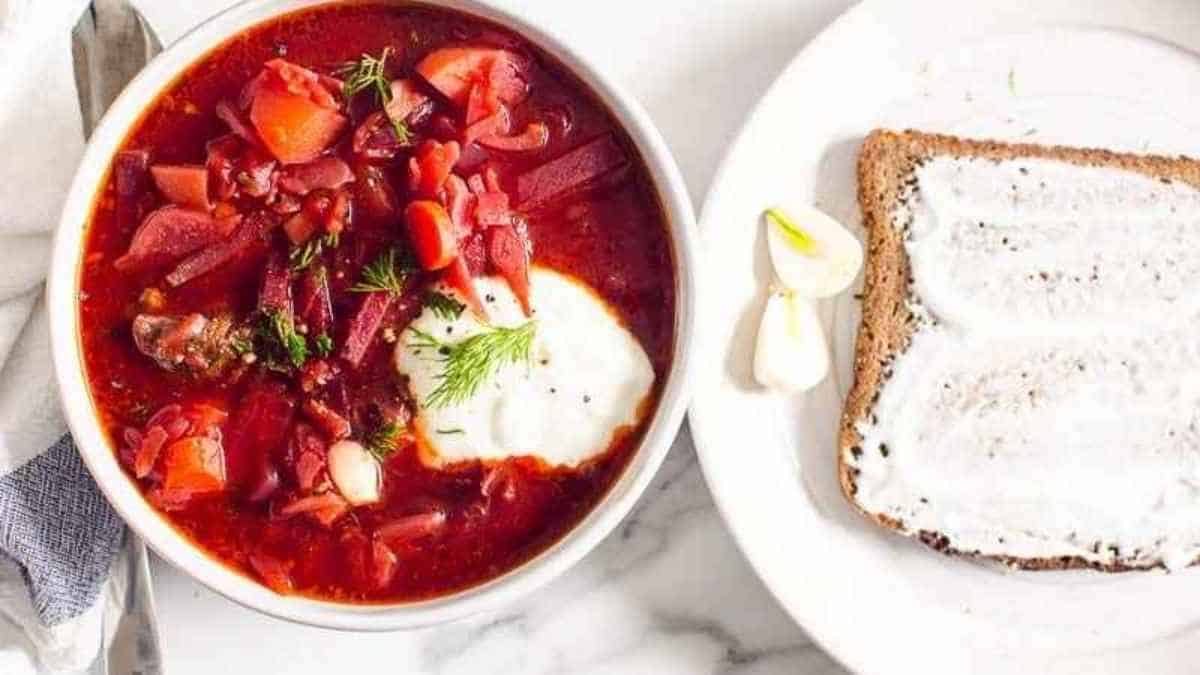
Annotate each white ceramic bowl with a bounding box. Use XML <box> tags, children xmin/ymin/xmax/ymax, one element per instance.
<box><xmin>48</xmin><ymin>0</ymin><xmax>697</xmax><ymax>631</ymax></box>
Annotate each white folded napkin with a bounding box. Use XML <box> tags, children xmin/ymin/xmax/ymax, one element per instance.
<box><xmin>0</xmin><ymin>1</ymin><xmax>242</xmax><ymax>671</ymax></box>
<box><xmin>0</xmin><ymin>1</ymin><xmax>129</xmax><ymax>672</ymax></box>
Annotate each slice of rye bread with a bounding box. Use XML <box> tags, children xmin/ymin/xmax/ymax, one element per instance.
<box><xmin>840</xmin><ymin>128</ymin><xmax>1200</xmax><ymax>572</ymax></box>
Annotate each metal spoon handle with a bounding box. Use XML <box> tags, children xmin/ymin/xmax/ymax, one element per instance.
<box><xmin>72</xmin><ymin>3</ymin><xmax>165</xmax><ymax>673</ymax></box>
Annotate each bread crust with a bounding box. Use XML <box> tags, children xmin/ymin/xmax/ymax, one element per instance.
<box><xmin>840</xmin><ymin>129</ymin><xmax>1200</xmax><ymax>572</ymax></box>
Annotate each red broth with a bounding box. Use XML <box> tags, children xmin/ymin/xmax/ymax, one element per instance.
<box><xmin>78</xmin><ymin>2</ymin><xmax>674</xmax><ymax>602</ymax></box>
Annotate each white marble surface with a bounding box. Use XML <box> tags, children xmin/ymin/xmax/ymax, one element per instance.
<box><xmin>134</xmin><ymin>0</ymin><xmax>854</xmax><ymax>672</ymax></box>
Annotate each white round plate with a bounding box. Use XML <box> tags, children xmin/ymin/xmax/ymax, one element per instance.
<box><xmin>690</xmin><ymin>0</ymin><xmax>1200</xmax><ymax>673</ymax></box>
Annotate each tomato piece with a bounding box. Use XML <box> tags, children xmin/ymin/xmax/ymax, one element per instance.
<box><xmin>160</xmin><ymin>437</ymin><xmax>226</xmax><ymax>494</ymax></box>
<box><xmin>114</xmin><ymin>206</ymin><xmax>237</xmax><ymax>274</ymax></box>
<box><xmin>405</xmin><ymin>200</ymin><xmax>458</xmax><ymax>270</ymax></box>
<box><xmin>415</xmin><ymin>47</ymin><xmax>526</xmax><ymax>108</ymax></box>
<box><xmin>250</xmin><ymin>85</ymin><xmax>347</xmax><ymax>164</ymax></box>
<box><xmin>150</xmin><ymin>165</ymin><xmax>211</xmax><ymax>211</ymax></box>
<box><xmin>479</xmin><ymin>122</ymin><xmax>550</xmax><ymax>153</ymax></box>
<box><xmin>487</xmin><ymin>224</ymin><xmax>531</xmax><ymax>315</ymax></box>
<box><xmin>407</xmin><ymin>140</ymin><xmax>460</xmax><ymax>198</ymax></box>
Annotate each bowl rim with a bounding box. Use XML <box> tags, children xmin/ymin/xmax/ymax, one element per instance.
<box><xmin>48</xmin><ymin>0</ymin><xmax>699</xmax><ymax>631</ymax></box>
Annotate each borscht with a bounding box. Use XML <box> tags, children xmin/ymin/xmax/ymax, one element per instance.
<box><xmin>77</xmin><ymin>2</ymin><xmax>675</xmax><ymax>602</ymax></box>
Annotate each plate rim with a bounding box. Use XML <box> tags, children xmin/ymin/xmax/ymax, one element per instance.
<box><xmin>688</xmin><ymin>0</ymin><xmax>1200</xmax><ymax>672</ymax></box>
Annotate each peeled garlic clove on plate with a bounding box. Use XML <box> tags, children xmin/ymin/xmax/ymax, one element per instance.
<box><xmin>765</xmin><ymin>206</ymin><xmax>862</xmax><ymax>298</ymax></box>
<box><xmin>753</xmin><ymin>289</ymin><xmax>830</xmax><ymax>393</ymax></box>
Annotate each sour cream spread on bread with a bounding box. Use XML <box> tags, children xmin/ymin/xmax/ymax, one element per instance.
<box><xmin>851</xmin><ymin>156</ymin><xmax>1200</xmax><ymax>570</ymax></box>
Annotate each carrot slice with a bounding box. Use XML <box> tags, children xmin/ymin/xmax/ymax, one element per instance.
<box><xmin>405</xmin><ymin>200</ymin><xmax>458</xmax><ymax>270</ymax></box>
<box><xmin>250</xmin><ymin>85</ymin><xmax>347</xmax><ymax>164</ymax></box>
<box><xmin>441</xmin><ymin>256</ymin><xmax>487</xmax><ymax>319</ymax></box>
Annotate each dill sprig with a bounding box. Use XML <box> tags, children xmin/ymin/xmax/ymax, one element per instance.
<box><xmin>424</xmin><ymin>291</ymin><xmax>465</xmax><ymax>320</ymax></box>
<box><xmin>390</xmin><ymin>118</ymin><xmax>412</xmax><ymax>145</ymax></box>
<box><xmin>408</xmin><ymin>321</ymin><xmax>537</xmax><ymax>409</ymax></box>
<box><xmin>339</xmin><ymin>47</ymin><xmax>392</xmax><ymax>104</ymax></box>
<box><xmin>256</xmin><ymin>309</ymin><xmax>308</xmax><ymax>370</ymax></box>
<box><xmin>289</xmin><ymin>232</ymin><xmax>339</xmax><ymax>272</ymax></box>
<box><xmin>338</xmin><ymin>47</ymin><xmax>410</xmax><ymax>142</ymax></box>
<box><xmin>313</xmin><ymin>333</ymin><xmax>334</xmax><ymax>357</ymax></box>
<box><xmin>349</xmin><ymin>248</ymin><xmax>409</xmax><ymax>295</ymax></box>
<box><xmin>364</xmin><ymin>420</ymin><xmax>401</xmax><ymax>460</ymax></box>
